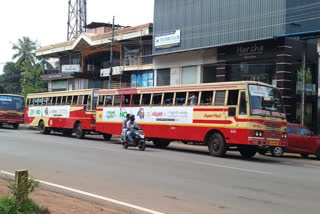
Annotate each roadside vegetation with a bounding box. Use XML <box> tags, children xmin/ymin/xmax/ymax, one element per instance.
<box><xmin>0</xmin><ymin>37</ymin><xmax>54</xmax><ymax>96</ymax></box>
<box><xmin>0</xmin><ymin>177</ymin><xmax>50</xmax><ymax>214</ymax></box>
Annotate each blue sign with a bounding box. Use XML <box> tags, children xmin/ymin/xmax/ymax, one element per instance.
<box><xmin>148</xmin><ymin>72</ymin><xmax>154</xmax><ymax>87</ymax></box>
<box><xmin>131</xmin><ymin>74</ymin><xmax>137</xmax><ymax>88</ymax></box>
<box><xmin>136</xmin><ymin>74</ymin><xmax>142</xmax><ymax>87</ymax></box>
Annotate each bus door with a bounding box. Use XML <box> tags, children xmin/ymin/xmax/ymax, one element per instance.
<box><xmin>226</xmin><ymin>89</ymin><xmax>240</xmax><ymax>129</ymax></box>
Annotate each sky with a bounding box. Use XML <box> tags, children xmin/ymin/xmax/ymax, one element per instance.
<box><xmin>0</xmin><ymin>0</ymin><xmax>154</xmax><ymax>74</ymax></box>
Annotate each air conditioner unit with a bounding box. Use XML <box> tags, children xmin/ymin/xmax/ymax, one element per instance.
<box><xmin>87</xmin><ymin>64</ymin><xmax>95</xmax><ymax>71</ymax></box>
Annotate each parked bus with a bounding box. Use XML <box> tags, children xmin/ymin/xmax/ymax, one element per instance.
<box><xmin>96</xmin><ymin>81</ymin><xmax>288</xmax><ymax>158</ymax></box>
<box><xmin>24</xmin><ymin>89</ymin><xmax>101</xmax><ymax>139</ymax></box>
<box><xmin>0</xmin><ymin>94</ymin><xmax>24</xmax><ymax>129</ymax></box>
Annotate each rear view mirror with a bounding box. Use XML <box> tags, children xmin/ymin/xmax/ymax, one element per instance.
<box><xmin>83</xmin><ymin>106</ymin><xmax>87</xmax><ymax>112</ymax></box>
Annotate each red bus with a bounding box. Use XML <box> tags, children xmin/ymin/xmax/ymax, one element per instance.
<box><xmin>95</xmin><ymin>81</ymin><xmax>288</xmax><ymax>158</ymax></box>
<box><xmin>0</xmin><ymin>94</ymin><xmax>24</xmax><ymax>129</ymax></box>
<box><xmin>24</xmin><ymin>89</ymin><xmax>102</xmax><ymax>139</ymax></box>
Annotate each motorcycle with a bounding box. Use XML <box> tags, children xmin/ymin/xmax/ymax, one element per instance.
<box><xmin>122</xmin><ymin>126</ymin><xmax>146</xmax><ymax>151</ymax></box>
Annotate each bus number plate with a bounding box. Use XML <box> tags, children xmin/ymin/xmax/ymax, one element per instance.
<box><xmin>269</xmin><ymin>141</ymin><xmax>279</xmax><ymax>146</ymax></box>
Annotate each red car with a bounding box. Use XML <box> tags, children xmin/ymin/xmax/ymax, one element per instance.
<box><xmin>286</xmin><ymin>123</ymin><xmax>320</xmax><ymax>159</ymax></box>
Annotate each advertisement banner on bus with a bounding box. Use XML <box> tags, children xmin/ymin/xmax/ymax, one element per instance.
<box><xmin>102</xmin><ymin>107</ymin><xmax>193</xmax><ymax>124</ymax></box>
<box><xmin>28</xmin><ymin>106</ymin><xmax>70</xmax><ymax>118</ymax></box>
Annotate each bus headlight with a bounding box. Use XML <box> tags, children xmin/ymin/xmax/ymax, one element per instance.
<box><xmin>282</xmin><ymin>133</ymin><xmax>287</xmax><ymax>139</ymax></box>
<box><xmin>253</xmin><ymin>131</ymin><xmax>263</xmax><ymax>137</ymax></box>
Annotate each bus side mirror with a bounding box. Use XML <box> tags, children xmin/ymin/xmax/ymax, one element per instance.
<box><xmin>83</xmin><ymin>106</ymin><xmax>87</xmax><ymax>112</ymax></box>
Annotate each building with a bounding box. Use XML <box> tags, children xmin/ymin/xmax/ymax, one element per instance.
<box><xmin>153</xmin><ymin>0</ymin><xmax>320</xmax><ymax>132</ymax></box>
<box><xmin>36</xmin><ymin>22</ymin><xmax>153</xmax><ymax>91</ymax></box>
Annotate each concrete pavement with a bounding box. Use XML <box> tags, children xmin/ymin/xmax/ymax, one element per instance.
<box><xmin>1</xmin><ymin>128</ymin><xmax>320</xmax><ymax>214</ymax></box>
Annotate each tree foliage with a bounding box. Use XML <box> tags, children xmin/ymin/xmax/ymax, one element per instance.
<box><xmin>0</xmin><ymin>37</ymin><xmax>50</xmax><ymax>96</ymax></box>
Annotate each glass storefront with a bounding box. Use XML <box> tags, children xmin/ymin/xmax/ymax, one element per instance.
<box><xmin>227</xmin><ymin>60</ymin><xmax>276</xmax><ymax>85</ymax></box>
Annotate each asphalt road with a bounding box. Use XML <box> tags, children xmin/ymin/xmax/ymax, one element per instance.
<box><xmin>1</xmin><ymin>127</ymin><xmax>320</xmax><ymax>214</ymax></box>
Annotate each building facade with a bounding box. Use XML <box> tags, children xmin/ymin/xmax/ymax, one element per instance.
<box><xmin>37</xmin><ymin>22</ymin><xmax>153</xmax><ymax>91</ymax></box>
<box><xmin>153</xmin><ymin>0</ymin><xmax>320</xmax><ymax>132</ymax></box>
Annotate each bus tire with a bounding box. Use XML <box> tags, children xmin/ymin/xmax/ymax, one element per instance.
<box><xmin>13</xmin><ymin>124</ymin><xmax>19</xmax><ymax>129</ymax></box>
<box><xmin>39</xmin><ymin>121</ymin><xmax>50</xmax><ymax>134</ymax></box>
<box><xmin>103</xmin><ymin>133</ymin><xmax>112</xmax><ymax>141</ymax></box>
<box><xmin>315</xmin><ymin>148</ymin><xmax>320</xmax><ymax>160</ymax></box>
<box><xmin>239</xmin><ymin>147</ymin><xmax>257</xmax><ymax>159</ymax></box>
<box><xmin>75</xmin><ymin>123</ymin><xmax>85</xmax><ymax>139</ymax></box>
<box><xmin>153</xmin><ymin>139</ymin><xmax>170</xmax><ymax>148</ymax></box>
<box><xmin>208</xmin><ymin>133</ymin><xmax>226</xmax><ymax>157</ymax></box>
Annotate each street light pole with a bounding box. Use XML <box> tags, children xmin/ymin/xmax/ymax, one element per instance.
<box><xmin>108</xmin><ymin>16</ymin><xmax>115</xmax><ymax>89</ymax></box>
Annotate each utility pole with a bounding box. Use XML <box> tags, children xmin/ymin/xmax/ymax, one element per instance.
<box><xmin>301</xmin><ymin>43</ymin><xmax>306</xmax><ymax>125</ymax></box>
<box><xmin>109</xmin><ymin>16</ymin><xmax>115</xmax><ymax>88</ymax></box>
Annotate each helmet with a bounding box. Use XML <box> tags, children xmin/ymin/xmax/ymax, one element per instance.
<box><xmin>129</xmin><ymin>114</ymin><xmax>135</xmax><ymax>120</ymax></box>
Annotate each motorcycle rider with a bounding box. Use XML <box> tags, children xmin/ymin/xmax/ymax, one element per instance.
<box><xmin>127</xmin><ymin>114</ymin><xmax>139</xmax><ymax>144</ymax></box>
<box><xmin>122</xmin><ymin>114</ymin><xmax>130</xmax><ymax>142</ymax></box>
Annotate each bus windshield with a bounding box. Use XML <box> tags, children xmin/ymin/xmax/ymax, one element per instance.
<box><xmin>248</xmin><ymin>85</ymin><xmax>285</xmax><ymax>118</ymax></box>
<box><xmin>0</xmin><ymin>95</ymin><xmax>24</xmax><ymax>111</ymax></box>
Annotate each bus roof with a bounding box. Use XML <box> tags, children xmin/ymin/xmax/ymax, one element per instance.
<box><xmin>98</xmin><ymin>81</ymin><xmax>277</xmax><ymax>95</ymax></box>
<box><xmin>26</xmin><ymin>89</ymin><xmax>96</xmax><ymax>98</ymax></box>
<box><xmin>0</xmin><ymin>94</ymin><xmax>24</xmax><ymax>98</ymax></box>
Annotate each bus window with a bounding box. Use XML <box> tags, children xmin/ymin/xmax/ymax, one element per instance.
<box><xmin>176</xmin><ymin>92</ymin><xmax>186</xmax><ymax>105</ymax></box>
<box><xmin>132</xmin><ymin>94</ymin><xmax>141</xmax><ymax>106</ymax></box>
<box><xmin>30</xmin><ymin>99</ymin><xmax>34</xmax><ymax>106</ymax></box>
<box><xmin>114</xmin><ymin>95</ymin><xmax>121</xmax><ymax>106</ymax></box>
<box><xmin>164</xmin><ymin>93</ymin><xmax>174</xmax><ymax>105</ymax></box>
<box><xmin>152</xmin><ymin>93</ymin><xmax>162</xmax><ymax>105</ymax></box>
<box><xmin>98</xmin><ymin>96</ymin><xmax>104</xmax><ymax>106</ymax></box>
<box><xmin>142</xmin><ymin>94</ymin><xmax>151</xmax><ymax>105</ymax></box>
<box><xmin>123</xmin><ymin>95</ymin><xmax>131</xmax><ymax>106</ymax></box>
<box><xmin>52</xmin><ymin>97</ymin><xmax>57</xmax><ymax>105</ymax></box>
<box><xmin>105</xmin><ymin>96</ymin><xmax>113</xmax><ymax>106</ymax></box>
<box><xmin>200</xmin><ymin>91</ymin><xmax>213</xmax><ymax>105</ymax></box>
<box><xmin>227</xmin><ymin>90</ymin><xmax>239</xmax><ymax>105</ymax></box>
<box><xmin>34</xmin><ymin>98</ymin><xmax>39</xmax><ymax>105</ymax></box>
<box><xmin>188</xmin><ymin>92</ymin><xmax>199</xmax><ymax>105</ymax></box>
<box><xmin>214</xmin><ymin>91</ymin><xmax>226</xmax><ymax>106</ymax></box>
<box><xmin>43</xmin><ymin>98</ymin><xmax>47</xmax><ymax>105</ymax></box>
<box><xmin>73</xmin><ymin>96</ymin><xmax>78</xmax><ymax>105</ymax></box>
<box><xmin>78</xmin><ymin>95</ymin><xmax>83</xmax><ymax>105</ymax></box>
<box><xmin>239</xmin><ymin>92</ymin><xmax>247</xmax><ymax>115</ymax></box>
<box><xmin>57</xmin><ymin>97</ymin><xmax>62</xmax><ymax>105</ymax></box>
<box><xmin>61</xmin><ymin>96</ymin><xmax>67</xmax><ymax>104</ymax></box>
<box><xmin>83</xmin><ymin>95</ymin><xmax>88</xmax><ymax>105</ymax></box>
<box><xmin>67</xmin><ymin>96</ymin><xmax>72</xmax><ymax>105</ymax></box>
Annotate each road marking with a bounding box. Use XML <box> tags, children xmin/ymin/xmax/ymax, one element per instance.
<box><xmin>0</xmin><ymin>170</ymin><xmax>166</xmax><ymax>214</ymax></box>
<box><xmin>192</xmin><ymin>162</ymin><xmax>273</xmax><ymax>175</ymax></box>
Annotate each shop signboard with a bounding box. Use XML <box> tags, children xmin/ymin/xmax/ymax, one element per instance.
<box><xmin>61</xmin><ymin>64</ymin><xmax>80</xmax><ymax>73</ymax></box>
<box><xmin>155</xmin><ymin>30</ymin><xmax>181</xmax><ymax>50</ymax></box>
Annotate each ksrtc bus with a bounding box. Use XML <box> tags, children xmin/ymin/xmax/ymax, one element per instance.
<box><xmin>24</xmin><ymin>89</ymin><xmax>105</xmax><ymax>139</ymax></box>
<box><xmin>0</xmin><ymin>94</ymin><xmax>24</xmax><ymax>129</ymax></box>
<box><xmin>96</xmin><ymin>81</ymin><xmax>288</xmax><ymax>158</ymax></box>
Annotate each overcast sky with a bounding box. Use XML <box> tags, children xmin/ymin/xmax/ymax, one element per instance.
<box><xmin>0</xmin><ymin>0</ymin><xmax>154</xmax><ymax>74</ymax></box>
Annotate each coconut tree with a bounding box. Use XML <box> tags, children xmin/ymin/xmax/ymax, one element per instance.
<box><xmin>12</xmin><ymin>37</ymin><xmax>37</xmax><ymax>68</ymax></box>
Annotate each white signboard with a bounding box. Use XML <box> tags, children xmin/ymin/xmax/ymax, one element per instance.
<box><xmin>28</xmin><ymin>106</ymin><xmax>70</xmax><ymax>118</ymax></box>
<box><xmin>61</xmin><ymin>64</ymin><xmax>80</xmax><ymax>73</ymax></box>
<box><xmin>100</xmin><ymin>66</ymin><xmax>123</xmax><ymax>77</ymax></box>
<box><xmin>0</xmin><ymin>96</ymin><xmax>12</xmax><ymax>102</ymax></box>
<box><xmin>249</xmin><ymin>85</ymin><xmax>269</xmax><ymax>97</ymax></box>
<box><xmin>155</xmin><ymin>30</ymin><xmax>181</xmax><ymax>50</ymax></box>
<box><xmin>102</xmin><ymin>107</ymin><xmax>193</xmax><ymax>124</ymax></box>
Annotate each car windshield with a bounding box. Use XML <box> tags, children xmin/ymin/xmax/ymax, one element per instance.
<box><xmin>0</xmin><ymin>95</ymin><xmax>24</xmax><ymax>111</ymax></box>
<box><xmin>249</xmin><ymin>85</ymin><xmax>285</xmax><ymax>118</ymax></box>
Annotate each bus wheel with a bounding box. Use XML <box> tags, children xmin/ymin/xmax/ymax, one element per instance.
<box><xmin>153</xmin><ymin>139</ymin><xmax>170</xmax><ymax>148</ymax></box>
<box><xmin>239</xmin><ymin>147</ymin><xmax>257</xmax><ymax>159</ymax></box>
<box><xmin>300</xmin><ymin>154</ymin><xmax>309</xmax><ymax>158</ymax></box>
<box><xmin>39</xmin><ymin>121</ymin><xmax>50</xmax><ymax>134</ymax></box>
<box><xmin>208</xmin><ymin>133</ymin><xmax>226</xmax><ymax>157</ymax></box>
<box><xmin>62</xmin><ymin>129</ymin><xmax>73</xmax><ymax>137</ymax></box>
<box><xmin>13</xmin><ymin>124</ymin><xmax>19</xmax><ymax>129</ymax></box>
<box><xmin>75</xmin><ymin>123</ymin><xmax>85</xmax><ymax>139</ymax></box>
<box><xmin>315</xmin><ymin>148</ymin><xmax>320</xmax><ymax>160</ymax></box>
<box><xmin>103</xmin><ymin>133</ymin><xmax>112</xmax><ymax>141</ymax></box>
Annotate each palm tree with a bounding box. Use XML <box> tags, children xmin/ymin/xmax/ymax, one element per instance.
<box><xmin>12</xmin><ymin>37</ymin><xmax>37</xmax><ymax>68</ymax></box>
